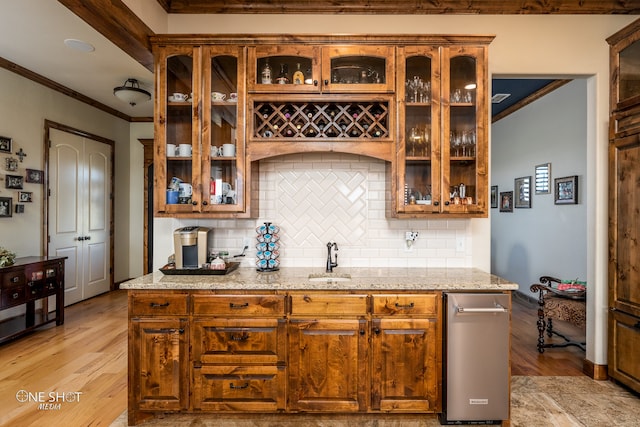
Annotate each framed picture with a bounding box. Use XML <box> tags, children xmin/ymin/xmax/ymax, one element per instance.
<box><xmin>5</xmin><ymin>174</ymin><xmax>23</xmax><ymax>189</ymax></box>
<box><xmin>499</xmin><ymin>191</ymin><xmax>513</xmax><ymax>212</ymax></box>
<box><xmin>0</xmin><ymin>136</ymin><xmax>11</xmax><ymax>154</ymax></box>
<box><xmin>514</xmin><ymin>176</ymin><xmax>531</xmax><ymax>208</ymax></box>
<box><xmin>15</xmin><ymin>204</ymin><xmax>24</xmax><ymax>214</ymax></box>
<box><xmin>491</xmin><ymin>185</ymin><xmax>498</xmax><ymax>208</ymax></box>
<box><xmin>0</xmin><ymin>197</ymin><xmax>12</xmax><ymax>217</ymax></box>
<box><xmin>555</xmin><ymin>175</ymin><xmax>578</xmax><ymax>205</ymax></box>
<box><xmin>25</xmin><ymin>169</ymin><xmax>44</xmax><ymax>184</ymax></box>
<box><xmin>5</xmin><ymin>158</ymin><xmax>18</xmax><ymax>172</ymax></box>
<box><xmin>535</xmin><ymin>163</ymin><xmax>551</xmax><ymax>194</ymax></box>
<box><xmin>18</xmin><ymin>191</ymin><xmax>32</xmax><ymax>202</ymax></box>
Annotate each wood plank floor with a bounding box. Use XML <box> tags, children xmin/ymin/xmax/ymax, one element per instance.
<box><xmin>0</xmin><ymin>289</ymin><xmax>586</xmax><ymax>427</ymax></box>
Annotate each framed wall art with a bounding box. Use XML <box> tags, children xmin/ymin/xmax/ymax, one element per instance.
<box><xmin>15</xmin><ymin>204</ymin><xmax>24</xmax><ymax>214</ymax></box>
<box><xmin>5</xmin><ymin>175</ymin><xmax>23</xmax><ymax>189</ymax></box>
<box><xmin>0</xmin><ymin>197</ymin><xmax>12</xmax><ymax>217</ymax></box>
<box><xmin>500</xmin><ymin>191</ymin><xmax>513</xmax><ymax>212</ymax></box>
<box><xmin>0</xmin><ymin>136</ymin><xmax>11</xmax><ymax>154</ymax></box>
<box><xmin>514</xmin><ymin>176</ymin><xmax>531</xmax><ymax>208</ymax></box>
<box><xmin>5</xmin><ymin>157</ymin><xmax>18</xmax><ymax>172</ymax></box>
<box><xmin>535</xmin><ymin>163</ymin><xmax>551</xmax><ymax>194</ymax></box>
<box><xmin>25</xmin><ymin>169</ymin><xmax>44</xmax><ymax>184</ymax></box>
<box><xmin>491</xmin><ymin>185</ymin><xmax>498</xmax><ymax>208</ymax></box>
<box><xmin>554</xmin><ymin>175</ymin><xmax>578</xmax><ymax>205</ymax></box>
<box><xmin>18</xmin><ymin>191</ymin><xmax>32</xmax><ymax>202</ymax></box>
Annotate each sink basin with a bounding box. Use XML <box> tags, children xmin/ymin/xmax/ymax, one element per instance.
<box><xmin>308</xmin><ymin>273</ymin><xmax>352</xmax><ymax>282</ymax></box>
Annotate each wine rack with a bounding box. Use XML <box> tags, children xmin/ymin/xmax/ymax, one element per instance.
<box><xmin>253</xmin><ymin>101</ymin><xmax>390</xmax><ymax>139</ymax></box>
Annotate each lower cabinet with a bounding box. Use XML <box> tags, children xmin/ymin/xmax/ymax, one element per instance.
<box><xmin>608</xmin><ymin>310</ymin><xmax>640</xmax><ymax>392</ymax></box>
<box><xmin>128</xmin><ymin>290</ymin><xmax>442</xmax><ymax>424</ymax></box>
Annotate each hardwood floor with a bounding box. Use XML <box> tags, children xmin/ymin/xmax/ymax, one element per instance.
<box><xmin>0</xmin><ymin>289</ymin><xmax>586</xmax><ymax>427</ymax></box>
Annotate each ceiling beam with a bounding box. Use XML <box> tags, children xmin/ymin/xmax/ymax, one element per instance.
<box><xmin>157</xmin><ymin>0</ymin><xmax>640</xmax><ymax>14</ymax></box>
<box><xmin>57</xmin><ymin>0</ymin><xmax>155</xmax><ymax>72</ymax></box>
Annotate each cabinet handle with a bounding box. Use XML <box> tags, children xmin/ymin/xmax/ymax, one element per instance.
<box><xmin>230</xmin><ymin>333</ymin><xmax>250</xmax><ymax>341</ymax></box>
<box><xmin>229</xmin><ymin>302</ymin><xmax>249</xmax><ymax>309</ymax></box>
<box><xmin>373</xmin><ymin>328</ymin><xmax>381</xmax><ymax>335</ymax></box>
<box><xmin>313</xmin><ymin>80</ymin><xmax>318</xmax><ymax>86</ymax></box>
<box><xmin>192</xmin><ymin>200</ymin><xmax>198</xmax><ymax>206</ymax></box>
<box><xmin>77</xmin><ymin>236</ymin><xmax>84</xmax><ymax>241</ymax></box>
<box><xmin>85</xmin><ymin>236</ymin><xmax>91</xmax><ymax>241</ymax></box>
<box><xmin>444</xmin><ymin>201</ymin><xmax>450</xmax><ymax>206</ymax></box>
<box><xmin>149</xmin><ymin>302</ymin><xmax>170</xmax><ymax>308</ymax></box>
<box><xmin>434</xmin><ymin>201</ymin><xmax>440</xmax><ymax>206</ymax></box>
<box><xmin>153</xmin><ymin>328</ymin><xmax>184</xmax><ymax>334</ymax></box>
<box><xmin>12</xmin><ymin>292</ymin><xmax>19</xmax><ymax>299</ymax></box>
<box><xmin>395</xmin><ymin>302</ymin><xmax>415</xmax><ymax>309</ymax></box>
<box><xmin>230</xmin><ymin>382</ymin><xmax>249</xmax><ymax>390</ymax></box>
<box><xmin>202</xmin><ymin>200</ymin><xmax>208</xmax><ymax>206</ymax></box>
<box><xmin>324</xmin><ymin>79</ymin><xmax>329</xmax><ymax>86</ymax></box>
<box><xmin>11</xmin><ymin>276</ymin><xmax>19</xmax><ymax>283</ymax></box>
<box><xmin>359</xmin><ymin>329</ymin><xmax>365</xmax><ymax>336</ymax></box>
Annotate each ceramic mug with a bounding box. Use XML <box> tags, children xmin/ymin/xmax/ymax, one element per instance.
<box><xmin>211</xmin><ymin>91</ymin><xmax>226</xmax><ymax>101</ymax></box>
<box><xmin>178</xmin><ymin>183</ymin><xmax>192</xmax><ymax>197</ymax></box>
<box><xmin>229</xmin><ymin>92</ymin><xmax>238</xmax><ymax>101</ymax></box>
<box><xmin>222</xmin><ymin>144</ymin><xmax>235</xmax><ymax>157</ymax></box>
<box><xmin>210</xmin><ymin>146</ymin><xmax>222</xmax><ymax>157</ymax></box>
<box><xmin>173</xmin><ymin>92</ymin><xmax>188</xmax><ymax>102</ymax></box>
<box><xmin>166</xmin><ymin>190</ymin><xmax>179</xmax><ymax>204</ymax></box>
<box><xmin>178</xmin><ymin>144</ymin><xmax>192</xmax><ymax>157</ymax></box>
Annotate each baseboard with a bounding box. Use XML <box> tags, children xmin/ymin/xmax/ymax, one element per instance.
<box><xmin>583</xmin><ymin>358</ymin><xmax>608</xmax><ymax>380</ymax></box>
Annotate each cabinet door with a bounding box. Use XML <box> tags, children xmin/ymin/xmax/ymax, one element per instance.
<box><xmin>396</xmin><ymin>46</ymin><xmax>441</xmax><ymax>214</ymax></box>
<box><xmin>202</xmin><ymin>46</ymin><xmax>248</xmax><ymax>214</ymax></box>
<box><xmin>321</xmin><ymin>46</ymin><xmax>395</xmax><ymax>93</ymax></box>
<box><xmin>154</xmin><ymin>45</ymin><xmax>202</xmax><ymax>215</ymax></box>
<box><xmin>371</xmin><ymin>318</ymin><xmax>439</xmax><ymax>412</ymax></box>
<box><xmin>129</xmin><ymin>319</ymin><xmax>188</xmax><ymax>412</ymax></box>
<box><xmin>248</xmin><ymin>46</ymin><xmax>321</xmax><ymax>93</ymax></box>
<box><xmin>288</xmin><ymin>318</ymin><xmax>368</xmax><ymax>412</ymax></box>
<box><xmin>441</xmin><ymin>46</ymin><xmax>488</xmax><ymax>216</ymax></box>
<box><xmin>608</xmin><ymin>310</ymin><xmax>640</xmax><ymax>393</ymax></box>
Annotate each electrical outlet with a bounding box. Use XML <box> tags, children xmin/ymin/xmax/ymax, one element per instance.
<box><xmin>404</xmin><ymin>231</ymin><xmax>418</xmax><ymax>252</ymax></box>
<box><xmin>243</xmin><ymin>237</ymin><xmax>252</xmax><ymax>248</ymax></box>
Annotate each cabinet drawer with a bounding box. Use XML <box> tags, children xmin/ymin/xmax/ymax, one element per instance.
<box><xmin>193</xmin><ymin>318</ymin><xmax>286</xmax><ymax>364</ymax></box>
<box><xmin>193</xmin><ymin>365</ymin><xmax>286</xmax><ymax>411</ymax></box>
<box><xmin>1</xmin><ymin>285</ymin><xmax>25</xmax><ymax>309</ymax></box>
<box><xmin>290</xmin><ymin>293</ymin><xmax>368</xmax><ymax>316</ymax></box>
<box><xmin>2</xmin><ymin>271</ymin><xmax>25</xmax><ymax>288</ymax></box>
<box><xmin>192</xmin><ymin>294</ymin><xmax>285</xmax><ymax>317</ymax></box>
<box><xmin>372</xmin><ymin>294</ymin><xmax>438</xmax><ymax>316</ymax></box>
<box><xmin>130</xmin><ymin>293</ymin><xmax>188</xmax><ymax>316</ymax></box>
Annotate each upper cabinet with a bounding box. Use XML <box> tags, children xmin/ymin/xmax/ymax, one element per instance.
<box><xmin>396</xmin><ymin>45</ymin><xmax>488</xmax><ymax>217</ymax></box>
<box><xmin>154</xmin><ymin>44</ymin><xmax>252</xmax><ymax>218</ymax></box>
<box><xmin>151</xmin><ymin>35</ymin><xmax>492</xmax><ymax>219</ymax></box>
<box><xmin>248</xmin><ymin>45</ymin><xmax>394</xmax><ymax>93</ymax></box>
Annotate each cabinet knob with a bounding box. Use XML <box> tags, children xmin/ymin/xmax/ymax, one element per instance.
<box><xmin>324</xmin><ymin>79</ymin><xmax>329</xmax><ymax>86</ymax></box>
<box><xmin>434</xmin><ymin>201</ymin><xmax>440</xmax><ymax>206</ymax></box>
<box><xmin>444</xmin><ymin>201</ymin><xmax>450</xmax><ymax>206</ymax></box>
<box><xmin>373</xmin><ymin>328</ymin><xmax>381</xmax><ymax>335</ymax></box>
<box><xmin>202</xmin><ymin>200</ymin><xmax>208</xmax><ymax>206</ymax></box>
<box><xmin>192</xmin><ymin>200</ymin><xmax>198</xmax><ymax>206</ymax></box>
<box><xmin>359</xmin><ymin>329</ymin><xmax>365</xmax><ymax>336</ymax></box>
<box><xmin>313</xmin><ymin>80</ymin><xmax>318</xmax><ymax>86</ymax></box>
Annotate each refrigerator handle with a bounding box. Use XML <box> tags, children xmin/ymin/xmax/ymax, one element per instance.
<box><xmin>456</xmin><ymin>304</ymin><xmax>507</xmax><ymax>314</ymax></box>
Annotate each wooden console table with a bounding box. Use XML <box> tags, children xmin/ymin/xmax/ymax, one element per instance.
<box><xmin>0</xmin><ymin>256</ymin><xmax>66</xmax><ymax>344</ymax></box>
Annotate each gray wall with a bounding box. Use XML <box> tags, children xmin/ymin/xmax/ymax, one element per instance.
<box><xmin>491</xmin><ymin>79</ymin><xmax>588</xmax><ymax>298</ymax></box>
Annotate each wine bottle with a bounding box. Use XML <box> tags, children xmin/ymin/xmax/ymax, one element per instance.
<box><xmin>292</xmin><ymin>63</ymin><xmax>304</xmax><ymax>85</ymax></box>
<box><xmin>261</xmin><ymin>59</ymin><xmax>273</xmax><ymax>84</ymax></box>
<box><xmin>276</xmin><ymin>63</ymin><xmax>289</xmax><ymax>84</ymax></box>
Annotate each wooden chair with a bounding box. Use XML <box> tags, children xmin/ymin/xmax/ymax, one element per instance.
<box><xmin>530</xmin><ymin>276</ymin><xmax>586</xmax><ymax>353</ymax></box>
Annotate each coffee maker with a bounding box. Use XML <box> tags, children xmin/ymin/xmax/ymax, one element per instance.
<box><xmin>173</xmin><ymin>226</ymin><xmax>211</xmax><ymax>269</ymax></box>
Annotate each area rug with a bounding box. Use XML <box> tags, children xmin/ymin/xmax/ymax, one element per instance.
<box><xmin>110</xmin><ymin>376</ymin><xmax>640</xmax><ymax>426</ymax></box>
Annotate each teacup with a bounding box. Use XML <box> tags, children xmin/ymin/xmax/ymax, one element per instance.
<box><xmin>210</xmin><ymin>146</ymin><xmax>222</xmax><ymax>157</ymax></box>
<box><xmin>166</xmin><ymin>143</ymin><xmax>177</xmax><ymax>157</ymax></box>
<box><xmin>173</xmin><ymin>92</ymin><xmax>188</xmax><ymax>102</ymax></box>
<box><xmin>222</xmin><ymin>143</ymin><xmax>235</xmax><ymax>157</ymax></box>
<box><xmin>229</xmin><ymin>92</ymin><xmax>238</xmax><ymax>101</ymax></box>
<box><xmin>212</xmin><ymin>91</ymin><xmax>226</xmax><ymax>101</ymax></box>
<box><xmin>178</xmin><ymin>144</ymin><xmax>192</xmax><ymax>157</ymax></box>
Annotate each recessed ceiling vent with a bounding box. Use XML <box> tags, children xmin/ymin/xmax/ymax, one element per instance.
<box><xmin>492</xmin><ymin>93</ymin><xmax>511</xmax><ymax>103</ymax></box>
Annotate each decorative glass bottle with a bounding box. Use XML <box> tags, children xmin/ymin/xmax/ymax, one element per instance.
<box><xmin>261</xmin><ymin>59</ymin><xmax>273</xmax><ymax>84</ymax></box>
<box><xmin>292</xmin><ymin>63</ymin><xmax>305</xmax><ymax>84</ymax></box>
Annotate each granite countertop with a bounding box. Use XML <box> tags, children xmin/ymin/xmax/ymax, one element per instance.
<box><xmin>120</xmin><ymin>267</ymin><xmax>518</xmax><ymax>291</ymax></box>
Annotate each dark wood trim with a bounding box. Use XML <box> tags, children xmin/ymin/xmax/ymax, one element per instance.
<box><xmin>0</xmin><ymin>56</ymin><xmax>153</xmax><ymax>122</ymax></box>
<box><xmin>57</xmin><ymin>0</ymin><xmax>155</xmax><ymax>71</ymax></box>
<box><xmin>583</xmin><ymin>358</ymin><xmax>608</xmax><ymax>380</ymax></box>
<box><xmin>492</xmin><ymin>79</ymin><xmax>572</xmax><ymax>123</ymax></box>
<box><xmin>139</xmin><ymin>138</ymin><xmax>154</xmax><ymax>275</ymax></box>
<box><xmin>43</xmin><ymin>120</ymin><xmax>116</xmax><ymax>291</ymax></box>
<box><xmin>156</xmin><ymin>0</ymin><xmax>640</xmax><ymax>14</ymax></box>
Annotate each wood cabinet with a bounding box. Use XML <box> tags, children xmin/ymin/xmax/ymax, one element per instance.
<box><xmin>0</xmin><ymin>256</ymin><xmax>65</xmax><ymax>344</ymax></box>
<box><xmin>127</xmin><ymin>289</ymin><xmax>445</xmax><ymax>424</ymax></box>
<box><xmin>395</xmin><ymin>45</ymin><xmax>489</xmax><ymax>217</ymax></box>
<box><xmin>607</xmin><ymin>20</ymin><xmax>640</xmax><ymax>394</ymax></box>
<box><xmin>128</xmin><ymin>292</ymin><xmax>189</xmax><ymax>426</ymax></box>
<box><xmin>151</xmin><ymin>34</ymin><xmax>492</xmax><ymax>219</ymax></box>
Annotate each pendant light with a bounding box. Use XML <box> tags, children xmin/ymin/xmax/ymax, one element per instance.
<box><xmin>113</xmin><ymin>78</ymin><xmax>151</xmax><ymax>106</ymax></box>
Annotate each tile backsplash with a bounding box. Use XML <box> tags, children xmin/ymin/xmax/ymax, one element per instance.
<box><xmin>156</xmin><ymin>153</ymin><xmax>471</xmax><ymax>269</ymax></box>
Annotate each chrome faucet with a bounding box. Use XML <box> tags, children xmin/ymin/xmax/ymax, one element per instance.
<box><xmin>326</xmin><ymin>241</ymin><xmax>338</xmax><ymax>272</ymax></box>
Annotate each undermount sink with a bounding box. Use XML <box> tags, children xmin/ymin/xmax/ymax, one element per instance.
<box><xmin>308</xmin><ymin>273</ymin><xmax>352</xmax><ymax>282</ymax></box>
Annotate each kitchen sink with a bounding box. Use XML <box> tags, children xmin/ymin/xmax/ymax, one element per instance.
<box><xmin>308</xmin><ymin>273</ymin><xmax>352</xmax><ymax>282</ymax></box>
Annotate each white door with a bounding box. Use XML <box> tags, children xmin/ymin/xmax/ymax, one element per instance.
<box><xmin>48</xmin><ymin>128</ymin><xmax>111</xmax><ymax>305</ymax></box>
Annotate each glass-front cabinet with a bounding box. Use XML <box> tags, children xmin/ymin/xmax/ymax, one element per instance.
<box><xmin>154</xmin><ymin>45</ymin><xmax>248</xmax><ymax>217</ymax></box>
<box><xmin>248</xmin><ymin>45</ymin><xmax>394</xmax><ymax>93</ymax></box>
<box><xmin>397</xmin><ymin>45</ymin><xmax>487</xmax><ymax>217</ymax></box>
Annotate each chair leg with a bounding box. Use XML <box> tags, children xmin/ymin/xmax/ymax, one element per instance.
<box><xmin>536</xmin><ymin>307</ymin><xmax>547</xmax><ymax>353</ymax></box>
<box><xmin>547</xmin><ymin>317</ymin><xmax>554</xmax><ymax>337</ymax></box>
